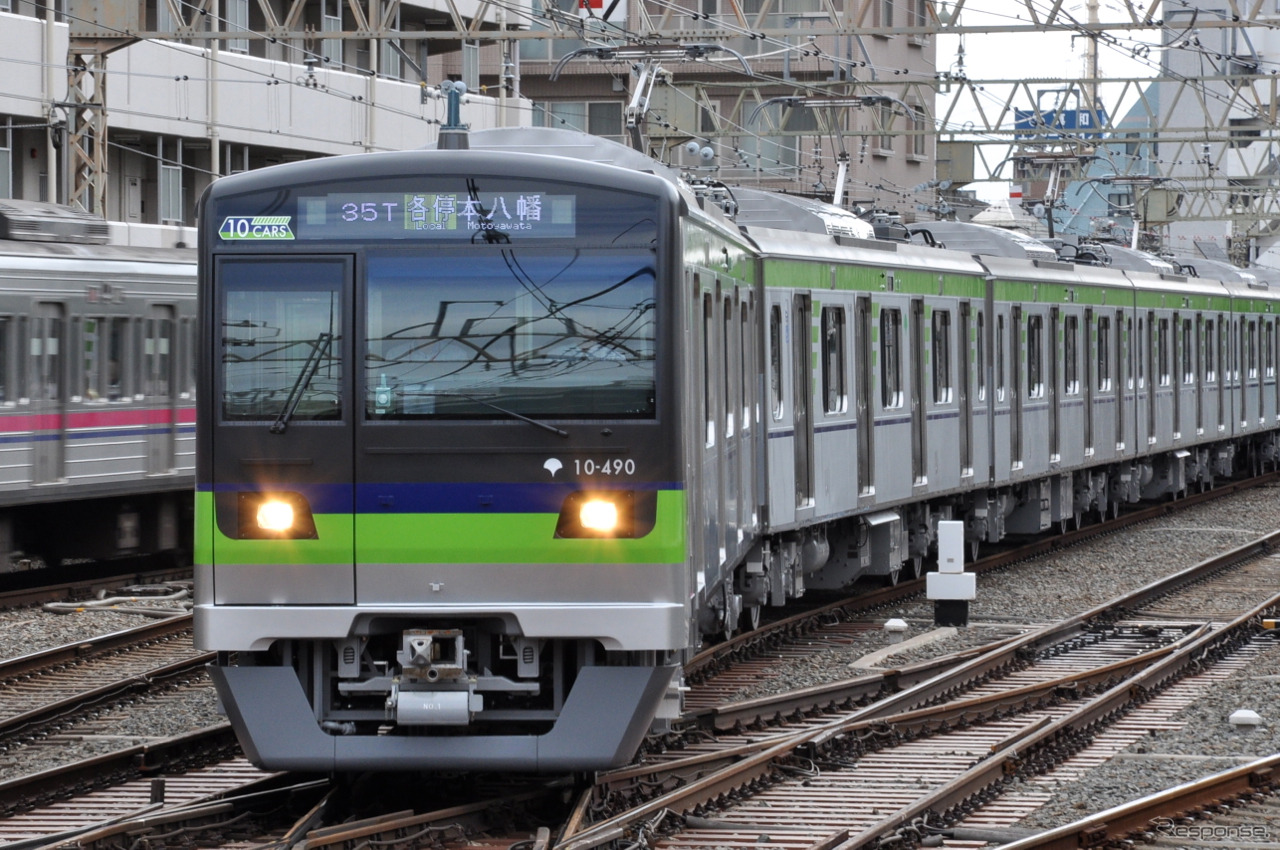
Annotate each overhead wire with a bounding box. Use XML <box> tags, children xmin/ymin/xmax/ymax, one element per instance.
<box><xmin>18</xmin><ymin>0</ymin><xmax>1277</xmax><ymax>214</ymax></box>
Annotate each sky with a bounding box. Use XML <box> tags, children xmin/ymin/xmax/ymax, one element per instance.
<box><xmin>933</xmin><ymin>2</ymin><xmax>1163</xmax><ymax>201</ymax></box>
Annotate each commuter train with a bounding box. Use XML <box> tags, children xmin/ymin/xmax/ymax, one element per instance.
<box><xmin>193</xmin><ymin>127</ymin><xmax>1280</xmax><ymax>774</ymax></box>
<box><xmin>0</xmin><ymin>200</ymin><xmax>195</xmax><ymax>569</ymax></box>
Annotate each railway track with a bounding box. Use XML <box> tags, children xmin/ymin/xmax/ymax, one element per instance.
<box><xmin>682</xmin><ymin>471</ymin><xmax>1279</xmax><ymax>711</ymax></box>
<box><xmin>554</xmin><ymin>527</ymin><xmax>1280</xmax><ymax>850</ymax></box>
<box><xmin>1</xmin><ymin>477</ymin><xmax>1277</xmax><ymax>849</ymax></box>
<box><xmin>0</xmin><ymin>557</ymin><xmax>193</xmax><ymax>608</ymax></box>
<box><xmin>0</xmin><ymin>613</ymin><xmax>209</xmax><ymax>739</ymax></box>
<box><xmin>992</xmin><ymin>752</ymin><xmax>1280</xmax><ymax>849</ymax></box>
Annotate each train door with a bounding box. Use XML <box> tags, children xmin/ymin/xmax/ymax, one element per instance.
<box><xmin>1152</xmin><ymin>312</ymin><xmax>1162</xmax><ymax>445</ymax></box>
<box><xmin>1196</xmin><ymin>314</ymin><xmax>1205</xmax><ymax>436</ymax></box>
<box><xmin>721</xmin><ymin>289</ymin><xmax>737</xmax><ymax>556</ymax></box>
<box><xmin>1049</xmin><ymin>307</ymin><xmax>1060</xmax><ymax>461</ymax></box>
<box><xmin>1253</xmin><ymin>319</ymin><xmax>1264</xmax><ymax>426</ymax></box>
<box><xmin>1264</xmin><ymin>317</ymin><xmax>1274</xmax><ymax>422</ymax></box>
<box><xmin>1084</xmin><ymin>308</ymin><xmax>1094</xmax><ymax>454</ymax></box>
<box><xmin>1231</xmin><ymin>315</ymin><xmax>1239</xmax><ymax>430</ymax></box>
<box><xmin>1010</xmin><ymin>306</ymin><xmax>1023</xmax><ymax>469</ymax></box>
<box><xmin>792</xmin><ymin>294</ymin><xmax>814</xmax><ymax>509</ymax></box>
<box><xmin>1171</xmin><ymin>313</ymin><xmax>1181</xmax><ymax>438</ymax></box>
<box><xmin>737</xmin><ymin>297</ymin><xmax>753</xmax><ymax>534</ymax></box>
<box><xmin>31</xmin><ymin>303</ymin><xmax>65</xmax><ymax>485</ymax></box>
<box><xmin>1215</xmin><ymin>315</ymin><xmax>1226</xmax><ymax>432</ymax></box>
<box><xmin>145</xmin><ymin>305</ymin><xmax>177</xmax><ymax>475</ymax></box>
<box><xmin>959</xmin><ymin>302</ymin><xmax>973</xmax><ymax>476</ymax></box>
<box><xmin>855</xmin><ymin>296</ymin><xmax>874</xmax><ymax>498</ymax></box>
<box><xmin>211</xmin><ymin>256</ymin><xmax>354</xmax><ymax>605</ymax></box>
<box><xmin>1182</xmin><ymin>315</ymin><xmax>1194</xmax><ymax>439</ymax></box>
<box><xmin>1116</xmin><ymin>310</ymin><xmax>1126</xmax><ymax>450</ymax></box>
<box><xmin>910</xmin><ymin>299</ymin><xmax>926</xmax><ymax>485</ymax></box>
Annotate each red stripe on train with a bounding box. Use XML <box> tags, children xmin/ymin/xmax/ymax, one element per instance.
<box><xmin>0</xmin><ymin>406</ymin><xmax>196</xmax><ymax>432</ymax></box>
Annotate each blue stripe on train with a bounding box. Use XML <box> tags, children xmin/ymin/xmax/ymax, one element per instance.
<box><xmin>200</xmin><ymin>481</ymin><xmax>684</xmax><ymax>514</ymax></box>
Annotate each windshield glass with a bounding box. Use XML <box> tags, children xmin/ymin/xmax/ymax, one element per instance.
<box><xmin>365</xmin><ymin>249</ymin><xmax>656</xmax><ymax>420</ymax></box>
<box><xmin>220</xmin><ymin>259</ymin><xmax>344</xmax><ymax>422</ymax></box>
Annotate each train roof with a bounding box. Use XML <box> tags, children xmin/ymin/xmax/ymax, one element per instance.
<box><xmin>746</xmin><ymin>225</ymin><xmax>989</xmax><ymax>276</ymax></box>
<box><xmin>204</xmin><ymin>132</ymin><xmax>686</xmax><ymax>207</ymax></box>
<box><xmin>730</xmin><ymin>188</ymin><xmax>875</xmax><ymax>240</ymax></box>
<box><xmin>0</xmin><ymin>237</ymin><xmax>193</xmax><ymax>266</ymax></box>
<box><xmin>906</xmin><ymin>220</ymin><xmax>1058</xmax><ymax>260</ymax></box>
<box><xmin>1065</xmin><ymin>242</ymin><xmax>1178</xmax><ymax>273</ymax></box>
<box><xmin>0</xmin><ymin>200</ymin><xmax>109</xmax><ymax>245</ymax></box>
<box><xmin>455</xmin><ymin>127</ymin><xmax>682</xmax><ymax>183</ymax></box>
<box><xmin>1249</xmin><ymin>266</ymin><xmax>1280</xmax><ymax>287</ymax></box>
<box><xmin>1177</xmin><ymin>255</ymin><xmax>1264</xmax><ymax>288</ymax></box>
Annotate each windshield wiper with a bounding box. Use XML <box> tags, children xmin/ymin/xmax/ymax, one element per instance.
<box><xmin>270</xmin><ymin>332</ymin><xmax>334</xmax><ymax>434</ymax></box>
<box><xmin>428</xmin><ymin>391</ymin><xmax>569</xmax><ymax>438</ymax></box>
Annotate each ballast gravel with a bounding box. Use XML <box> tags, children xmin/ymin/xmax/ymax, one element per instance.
<box><xmin>722</xmin><ymin>482</ymin><xmax>1280</xmax><ymax>703</ymax></box>
<box><xmin>1012</xmin><ymin>633</ymin><xmax>1280</xmax><ymax>833</ymax></box>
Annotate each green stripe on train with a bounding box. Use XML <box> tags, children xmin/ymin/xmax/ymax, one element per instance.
<box><xmin>199</xmin><ymin>490</ymin><xmax>687</xmax><ymax>565</ymax></box>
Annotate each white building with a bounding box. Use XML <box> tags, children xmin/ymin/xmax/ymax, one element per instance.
<box><xmin>0</xmin><ymin>0</ymin><xmax>511</xmax><ymax>245</ymax></box>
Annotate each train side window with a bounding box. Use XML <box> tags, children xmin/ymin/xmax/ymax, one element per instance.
<box><xmin>14</xmin><ymin>316</ymin><xmax>27</xmax><ymax>402</ymax></box>
<box><xmin>703</xmin><ymin>293</ymin><xmax>714</xmax><ymax>446</ymax></box>
<box><xmin>1182</xmin><ymin>317</ymin><xmax>1194</xmax><ymax>384</ymax></box>
<box><xmin>0</xmin><ymin>317</ymin><xmax>9</xmax><ymax>402</ymax></box>
<box><xmin>70</xmin><ymin>318</ymin><xmax>85</xmax><ymax>401</ymax></box>
<box><xmin>1117</xmin><ymin>313</ymin><xmax>1127</xmax><ymax>391</ymax></box>
<box><xmin>932</xmin><ymin>308</ymin><xmax>952</xmax><ymax>404</ymax></box>
<box><xmin>1248</xmin><ymin>320</ymin><xmax>1259</xmax><ymax>380</ymax></box>
<box><xmin>145</xmin><ymin>310</ymin><xmax>174</xmax><ymax>398</ymax></box>
<box><xmin>1097</xmin><ymin>315</ymin><xmax>1111</xmax><ymax>392</ymax></box>
<box><xmin>996</xmin><ymin>313</ymin><xmax>1005</xmax><ymax>402</ymax></box>
<box><xmin>31</xmin><ymin>305</ymin><xmax>64</xmax><ymax>402</ymax></box>
<box><xmin>1137</xmin><ymin>318</ymin><xmax>1145</xmax><ymax>388</ymax></box>
<box><xmin>1233</xmin><ymin>319</ymin><xmax>1241</xmax><ymax>383</ymax></box>
<box><xmin>1027</xmin><ymin>314</ymin><xmax>1043</xmax><ymax>399</ymax></box>
<box><xmin>1156</xmin><ymin>318</ymin><xmax>1170</xmax><ymax>386</ymax></box>
<box><xmin>82</xmin><ymin>317</ymin><xmax>100</xmax><ymax>401</ymax></box>
<box><xmin>1064</xmin><ymin>315</ymin><xmax>1079</xmax><ymax>395</ymax></box>
<box><xmin>181</xmin><ymin>317</ymin><xmax>196</xmax><ymax>397</ymax></box>
<box><xmin>769</xmin><ymin>304</ymin><xmax>784</xmax><ymax>420</ymax></box>
<box><xmin>976</xmin><ymin>311</ymin><xmax>986</xmax><ymax>402</ymax></box>
<box><xmin>107</xmin><ymin>318</ymin><xmax>126</xmax><ymax>400</ymax></box>
<box><xmin>821</xmin><ymin>305</ymin><xmax>846</xmax><ymax>413</ymax></box>
<box><xmin>1267</xmin><ymin>320</ymin><xmax>1275</xmax><ymax>379</ymax></box>
<box><xmin>132</xmin><ymin>317</ymin><xmax>147</xmax><ymax>399</ymax></box>
<box><xmin>1205</xmin><ymin>320</ymin><xmax>1216</xmax><ymax>383</ymax></box>
<box><xmin>881</xmin><ymin>307</ymin><xmax>903</xmax><ymax>409</ymax></box>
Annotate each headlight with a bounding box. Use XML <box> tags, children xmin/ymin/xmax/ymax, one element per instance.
<box><xmin>256</xmin><ymin>499</ymin><xmax>295</xmax><ymax>532</ymax></box>
<box><xmin>579</xmin><ymin>499</ymin><xmax>619</xmax><ymax>533</ymax></box>
<box><xmin>556</xmin><ymin>490</ymin><xmax>635</xmax><ymax>538</ymax></box>
<box><xmin>237</xmin><ymin>491</ymin><xmax>318</xmax><ymax>539</ymax></box>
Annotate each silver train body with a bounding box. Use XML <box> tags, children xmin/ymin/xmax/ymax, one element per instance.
<box><xmin>714</xmin><ymin>209</ymin><xmax>1280</xmax><ymax>610</ymax></box>
<box><xmin>193</xmin><ymin>128</ymin><xmax>1280</xmax><ymax>773</ymax></box>
<box><xmin>0</xmin><ymin>201</ymin><xmax>195</xmax><ymax>568</ymax></box>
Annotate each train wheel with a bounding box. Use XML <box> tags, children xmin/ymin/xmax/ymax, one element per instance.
<box><xmin>740</xmin><ymin>604</ymin><xmax>762</xmax><ymax>633</ymax></box>
<box><xmin>969</xmin><ymin>538</ymin><xmax>981</xmax><ymax>562</ymax></box>
<box><xmin>883</xmin><ymin>563</ymin><xmax>903</xmax><ymax>586</ymax></box>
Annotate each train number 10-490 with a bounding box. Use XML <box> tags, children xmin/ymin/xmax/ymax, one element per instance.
<box><xmin>575</xmin><ymin>458</ymin><xmax>636</xmax><ymax>476</ymax></box>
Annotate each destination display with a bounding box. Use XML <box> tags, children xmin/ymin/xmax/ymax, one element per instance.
<box><xmin>295</xmin><ymin>191</ymin><xmax>577</xmax><ymax>240</ymax></box>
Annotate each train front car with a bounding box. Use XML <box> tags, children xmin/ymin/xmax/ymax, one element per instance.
<box><xmin>195</xmin><ymin>142</ymin><xmax>689</xmax><ymax>773</ymax></box>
